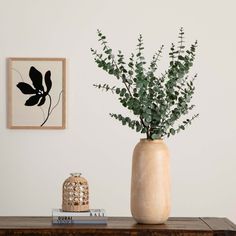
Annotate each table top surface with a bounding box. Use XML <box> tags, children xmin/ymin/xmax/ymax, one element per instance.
<box><xmin>0</xmin><ymin>217</ymin><xmax>235</xmax><ymax>232</ymax></box>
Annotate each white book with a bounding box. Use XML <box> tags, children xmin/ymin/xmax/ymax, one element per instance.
<box><xmin>52</xmin><ymin>219</ymin><xmax>107</xmax><ymax>225</ymax></box>
<box><xmin>52</xmin><ymin>208</ymin><xmax>106</xmax><ymax>217</ymax></box>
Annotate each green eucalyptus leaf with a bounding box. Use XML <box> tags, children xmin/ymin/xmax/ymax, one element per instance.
<box><xmin>151</xmin><ymin>134</ymin><xmax>159</xmax><ymax>140</ymax></box>
<box><xmin>116</xmin><ymin>88</ymin><xmax>121</xmax><ymax>94</ymax></box>
<box><xmin>170</xmin><ymin>128</ymin><xmax>175</xmax><ymax>135</ymax></box>
<box><xmin>120</xmin><ymin>88</ymin><xmax>126</xmax><ymax>96</ymax></box>
<box><xmin>105</xmin><ymin>49</ymin><xmax>112</xmax><ymax>54</ymax></box>
<box><xmin>145</xmin><ymin>116</ymin><xmax>152</xmax><ymax>123</ymax></box>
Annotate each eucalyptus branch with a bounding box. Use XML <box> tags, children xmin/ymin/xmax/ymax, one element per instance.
<box><xmin>92</xmin><ymin>32</ymin><xmax>133</xmax><ymax>98</ymax></box>
<box><xmin>149</xmin><ymin>45</ymin><xmax>164</xmax><ymax>73</ymax></box>
<box><xmin>178</xmin><ymin>27</ymin><xmax>185</xmax><ymax>56</ymax></box>
<box><xmin>112</xmin><ymin>56</ymin><xmax>133</xmax><ymax>98</ymax></box>
<box><xmin>93</xmin><ymin>83</ymin><xmax>116</xmax><ymax>93</ymax></box>
<box><xmin>167</xmin><ymin>113</ymin><xmax>199</xmax><ymax>137</ymax></box>
<box><xmin>110</xmin><ymin>113</ymin><xmax>142</xmax><ymax>131</ymax></box>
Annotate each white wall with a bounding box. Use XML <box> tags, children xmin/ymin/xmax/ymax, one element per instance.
<box><xmin>0</xmin><ymin>0</ymin><xmax>236</xmax><ymax>223</ymax></box>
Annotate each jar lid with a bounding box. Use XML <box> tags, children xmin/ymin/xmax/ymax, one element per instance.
<box><xmin>70</xmin><ymin>173</ymin><xmax>82</xmax><ymax>177</ymax></box>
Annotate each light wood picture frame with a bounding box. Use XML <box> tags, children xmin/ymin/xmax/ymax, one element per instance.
<box><xmin>8</xmin><ymin>58</ymin><xmax>66</xmax><ymax>129</ymax></box>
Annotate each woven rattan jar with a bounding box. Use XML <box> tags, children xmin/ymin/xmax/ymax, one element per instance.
<box><xmin>62</xmin><ymin>173</ymin><xmax>89</xmax><ymax>212</ymax></box>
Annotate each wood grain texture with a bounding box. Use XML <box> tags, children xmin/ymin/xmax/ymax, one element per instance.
<box><xmin>201</xmin><ymin>218</ymin><xmax>236</xmax><ymax>236</ymax></box>
<box><xmin>0</xmin><ymin>217</ymin><xmax>235</xmax><ymax>236</ymax></box>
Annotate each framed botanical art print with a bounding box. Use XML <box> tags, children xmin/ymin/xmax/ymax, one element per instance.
<box><xmin>8</xmin><ymin>58</ymin><xmax>66</xmax><ymax>129</ymax></box>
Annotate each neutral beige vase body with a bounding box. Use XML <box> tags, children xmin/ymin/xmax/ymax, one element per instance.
<box><xmin>131</xmin><ymin>139</ymin><xmax>171</xmax><ymax>224</ymax></box>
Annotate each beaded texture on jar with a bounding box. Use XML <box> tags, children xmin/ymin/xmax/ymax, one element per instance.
<box><xmin>62</xmin><ymin>173</ymin><xmax>89</xmax><ymax>212</ymax></box>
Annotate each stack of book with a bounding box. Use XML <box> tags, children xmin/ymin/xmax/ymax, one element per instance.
<box><xmin>52</xmin><ymin>209</ymin><xmax>107</xmax><ymax>225</ymax></box>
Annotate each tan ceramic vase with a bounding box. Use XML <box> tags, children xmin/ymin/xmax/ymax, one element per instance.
<box><xmin>131</xmin><ymin>139</ymin><xmax>171</xmax><ymax>224</ymax></box>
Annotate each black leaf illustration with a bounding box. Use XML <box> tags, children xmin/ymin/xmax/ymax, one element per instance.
<box><xmin>16</xmin><ymin>66</ymin><xmax>52</xmax><ymax>107</ymax></box>
<box><xmin>17</xmin><ymin>82</ymin><xmax>35</xmax><ymax>94</ymax></box>
<box><xmin>25</xmin><ymin>95</ymin><xmax>41</xmax><ymax>106</ymax></box>
<box><xmin>45</xmin><ymin>71</ymin><xmax>52</xmax><ymax>94</ymax></box>
<box><xmin>29</xmin><ymin>66</ymin><xmax>44</xmax><ymax>92</ymax></box>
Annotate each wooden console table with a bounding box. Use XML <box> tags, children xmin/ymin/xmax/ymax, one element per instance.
<box><xmin>0</xmin><ymin>217</ymin><xmax>235</xmax><ymax>235</ymax></box>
